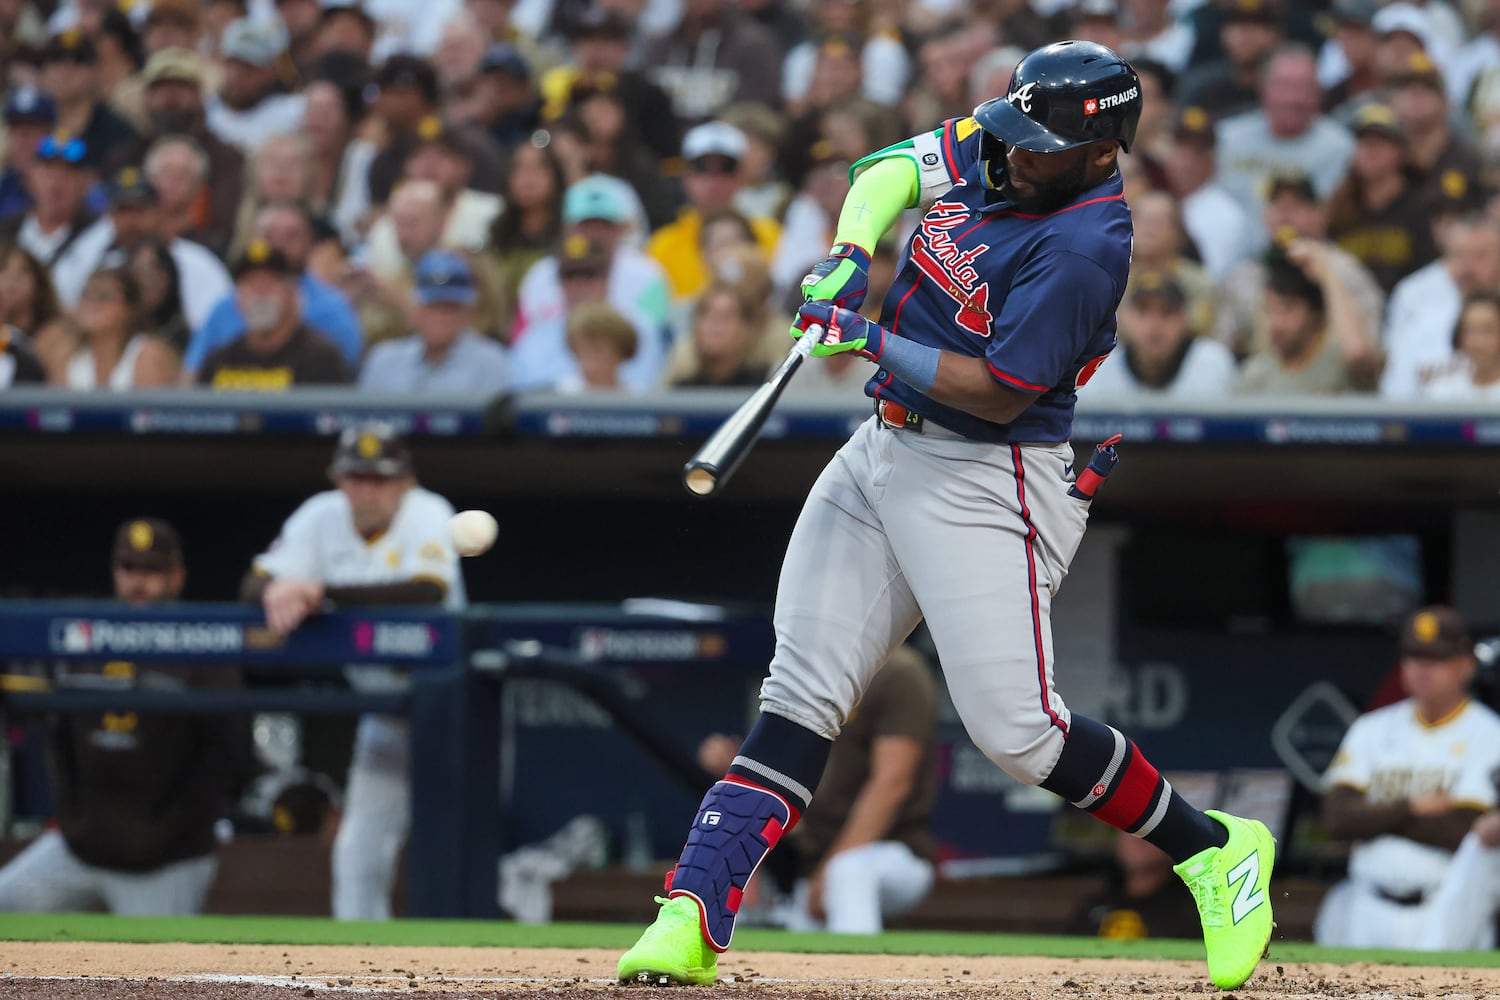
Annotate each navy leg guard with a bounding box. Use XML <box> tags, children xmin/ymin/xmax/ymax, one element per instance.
<box><xmin>667</xmin><ymin>776</ymin><xmax>796</xmax><ymax>951</ymax></box>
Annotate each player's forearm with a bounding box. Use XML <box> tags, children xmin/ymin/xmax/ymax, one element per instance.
<box><xmin>834</xmin><ymin>159</ymin><xmax>918</xmax><ymax>254</ymax></box>
<box><xmin>322</xmin><ymin>579</ymin><xmax>447</xmax><ymax>606</ymax></box>
<box><xmin>921</xmin><ymin>351</ymin><xmax>1038</xmax><ymax>425</ymax></box>
<box><xmin>1397</xmin><ymin>808</ymin><xmax>1484</xmax><ymax>852</ymax></box>
<box><xmin>822</xmin><ymin>780</ymin><xmax>913</xmax><ymax>860</ymax></box>
<box><xmin>1321</xmin><ymin>785</ymin><xmax>1410</xmax><ymax>840</ymax></box>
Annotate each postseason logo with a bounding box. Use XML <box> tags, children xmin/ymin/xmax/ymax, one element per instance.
<box><xmin>1084</xmin><ymin>86</ymin><xmax>1139</xmax><ymax>116</ymax></box>
<box><xmin>49</xmin><ymin>618</ymin><xmax>244</xmax><ymax>655</ymax></box>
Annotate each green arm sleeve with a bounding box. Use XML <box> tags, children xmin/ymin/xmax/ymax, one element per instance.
<box><xmin>833</xmin><ymin>157</ymin><xmax>920</xmax><ymax>253</ymax></box>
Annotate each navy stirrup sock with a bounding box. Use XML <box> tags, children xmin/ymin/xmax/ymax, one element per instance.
<box><xmin>1041</xmin><ymin>714</ymin><xmax>1227</xmax><ymax>863</ymax></box>
<box><xmin>668</xmin><ymin>712</ymin><xmax>832</xmax><ymax>950</ymax></box>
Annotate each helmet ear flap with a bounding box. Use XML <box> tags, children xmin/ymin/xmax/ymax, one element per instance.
<box><xmin>980</xmin><ymin>130</ymin><xmax>1007</xmax><ymax>189</ymax></box>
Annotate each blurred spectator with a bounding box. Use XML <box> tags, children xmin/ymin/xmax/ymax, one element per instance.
<box><xmin>364</xmin><ymin>119</ymin><xmax>503</xmax><ymax>279</ymax></box>
<box><xmin>302</xmin><ymin>75</ymin><xmax>376</xmax><ymax>247</ymax></box>
<box><xmin>1162</xmin><ymin>105</ymin><xmax>1251</xmax><ymax>281</ymax></box>
<box><xmin>1319</xmin><ymin>0</ymin><xmax>1381</xmax><ymax>113</ymax></box>
<box><xmin>1215</xmin><ymin>170</ymin><xmax>1383</xmax><ymax>359</ymax></box>
<box><xmin>538</xmin><ymin>7</ymin><xmax>678</xmax><ymax>161</ymax></box>
<box><xmin>1371</xmin><ymin>3</ymin><xmax>1449</xmax><ymax>85</ymax></box>
<box><xmin>1216</xmin><ymin>44</ymin><xmax>1356</xmax><ymax>238</ymax></box>
<box><xmin>277</xmin><ymin>0</ymin><xmax>325</xmax><ymax>69</ymax></box>
<box><xmin>434</xmin><ymin>9</ymin><xmax>487</xmax><ymax>98</ymax></box>
<box><xmin>312</xmin><ymin>0</ymin><xmax>378</xmax><ymax>62</ymax></box>
<box><xmin>94</xmin><ymin>9</ymin><xmax>146</xmax><ymax>131</ymax></box>
<box><xmin>907</xmin><ymin>19</ymin><xmax>984</xmax><ymax>125</ymax></box>
<box><xmin>721</xmin><ymin>102</ymin><xmax>792</xmax><ymax>223</ymax></box>
<box><xmin>649</xmin><ymin>121</ymin><xmax>780</xmax><ymax>302</ymax></box>
<box><xmin>0</xmin><ymin>87</ymin><xmax>57</xmax><ymax>219</ymax></box>
<box><xmin>1086</xmin><ymin>271</ymin><xmax>1238</xmax><ymax>399</ymax></box>
<box><xmin>186</xmin><ymin>201</ymin><xmax>362</xmax><ymax>376</ymax></box>
<box><xmin>227</xmin><ymin>133</ymin><xmax>331</xmax><ymax>263</ymax></box>
<box><xmin>365</xmin><ymin>55</ymin><xmax>504</xmax><ymax>205</ymax></box>
<box><xmin>1120</xmin><ymin>0</ymin><xmax>1194</xmax><ymax>73</ymax></box>
<box><xmin>1391</xmin><ymin>52</ymin><xmax>1488</xmax><ymax>217</ymax></box>
<box><xmin>1125</xmin><ymin>189</ymin><xmax>1217</xmax><ymax>336</ymax></box>
<box><xmin>696</xmin><ymin>645</ymin><xmax>937</xmax><ymax>935</ymax></box>
<box><xmin>53</xmin><ymin>166</ymin><xmax>233</xmax><ymax>333</ymax></box>
<box><xmin>0</xmin><ymin>326</ymin><xmax>46</xmax><ymax>385</ymax></box>
<box><xmin>359</xmin><ymin>249</ymin><xmax>509</xmax><ymax>392</ymax></box>
<box><xmin>0</xmin><ymin>245</ymin><xmax>70</xmax><ymax>378</ymax></box>
<box><xmin>1382</xmin><ymin>215</ymin><xmax>1500</xmax><ymax>397</ymax></box>
<box><xmin>558</xmin><ymin>300</ymin><xmax>636</xmax><ymax>391</ymax></box>
<box><xmin>40</xmin><ymin>29</ymin><xmax>137</xmax><ymax>165</ymax></box>
<box><xmin>1067</xmin><ymin>833</ymin><xmax>1201</xmax><ymax>939</ymax></box>
<box><xmin>196</xmin><ymin>238</ymin><xmax>352</xmax><ymax>388</ymax></box>
<box><xmin>0</xmin><ymin>519</ymin><xmax>249</xmax><ymax>916</ymax></box>
<box><xmin>1125</xmin><ymin>58</ymin><xmax>1177</xmax><ymax>178</ymax></box>
<box><xmin>1238</xmin><ymin>241</ymin><xmax>1381</xmax><ymax>395</ymax></box>
<box><xmin>771</xmin><ymin>142</ymin><xmax>852</xmax><ymax>300</ymax></box>
<box><xmin>1326</xmin><ymin>103</ymin><xmax>1439</xmax><ymax>295</ymax></box>
<box><xmin>781</xmin><ymin>3</ymin><xmax>911</xmax><ymax>110</ymax></box>
<box><xmin>1176</xmin><ymin>0</ymin><xmax>1284</xmax><ymax>121</ymax></box>
<box><xmin>966</xmin><ymin>44</ymin><xmax>1025</xmax><ymax>111</ymax></box>
<box><xmin>206</xmin><ymin>18</ymin><xmax>308</xmax><ymax>154</ymax></box>
<box><xmin>143</xmin><ymin>134</ymin><xmax>231</xmax><ymax>257</ymax></box>
<box><xmin>1316</xmin><ymin>606</ymin><xmax>1500</xmax><ymax>949</ymax></box>
<box><xmin>58</xmin><ymin>267</ymin><xmax>179</xmax><ymax>389</ymax></box>
<box><xmin>516</xmin><ymin>173</ymin><xmax>668</xmax><ymax>334</ymax></box>
<box><xmin>1072</xmin><ymin>0</ymin><xmax>1126</xmax><ymax>56</ymax></box>
<box><xmin>1419</xmin><ymin>291</ymin><xmax>1500</xmax><ymax>401</ymax></box>
<box><xmin>466</xmin><ymin>44</ymin><xmax>542</xmax><ymax>151</ymax></box>
<box><xmin>0</xmin><ymin>131</ymin><xmax>98</xmax><ymax>271</ymax></box>
<box><xmin>127</xmin><ymin>239</ymin><xmax>191</xmax><ymax>353</ymax></box>
<box><xmin>642</xmin><ymin>0</ymin><xmax>782</xmax><ymax>122</ymax></box>
<box><xmin>740</xmin><ymin>0</ymin><xmax>809</xmax><ymax>49</ymax></box>
<box><xmin>567</xmin><ymin>77</ymin><xmax>676</xmax><ymax>228</ymax></box>
<box><xmin>663</xmin><ymin>280</ymin><xmax>769</xmax><ymax>387</ymax></box>
<box><xmin>141</xmin><ymin>0</ymin><xmax>206</xmax><ymax>60</ymax></box>
<box><xmin>482</xmin><ymin>139</ymin><xmax>566</xmax><ymax>337</ymax></box>
<box><xmin>509</xmin><ymin>233</ymin><xmax>662</xmax><ymax>391</ymax></box>
<box><xmin>110</xmin><ymin>48</ymin><xmax>246</xmax><ymax>249</ymax></box>
<box><xmin>1452</xmin><ymin>0</ymin><xmax>1500</xmax><ymax>112</ymax></box>
<box><xmin>240</xmin><ymin>422</ymin><xmax>463</xmax><ymax>921</ymax></box>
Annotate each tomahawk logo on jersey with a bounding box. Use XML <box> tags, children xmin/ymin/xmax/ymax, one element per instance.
<box><xmin>849</xmin><ymin>116</ymin><xmax>1132</xmax><ymax>444</ymax></box>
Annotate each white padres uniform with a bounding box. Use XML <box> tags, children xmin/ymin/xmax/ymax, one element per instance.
<box><xmin>253</xmin><ymin>487</ymin><xmax>464</xmax><ymax>921</ymax></box>
<box><xmin>1315</xmin><ymin>698</ymin><xmax>1500</xmax><ymax>949</ymax></box>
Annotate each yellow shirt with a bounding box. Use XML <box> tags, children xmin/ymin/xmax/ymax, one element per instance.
<box><xmin>647</xmin><ymin>209</ymin><xmax>782</xmax><ymax>300</ymax></box>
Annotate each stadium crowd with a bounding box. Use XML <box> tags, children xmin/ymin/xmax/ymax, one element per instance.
<box><xmin>0</xmin><ymin>0</ymin><xmax>1497</xmax><ymax>399</ymax></box>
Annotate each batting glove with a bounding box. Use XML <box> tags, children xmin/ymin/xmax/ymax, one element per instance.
<box><xmin>799</xmin><ymin>243</ymin><xmax>871</xmax><ymax>310</ymax></box>
<box><xmin>791</xmin><ymin>301</ymin><xmax>886</xmax><ymax>361</ymax></box>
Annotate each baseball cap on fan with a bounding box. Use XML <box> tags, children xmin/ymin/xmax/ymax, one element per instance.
<box><xmin>1400</xmin><ymin>606</ymin><xmax>1472</xmax><ymax>660</ymax></box>
<box><xmin>563</xmin><ymin>175</ymin><xmax>630</xmax><ymax>225</ymax></box>
<box><xmin>113</xmin><ymin>518</ymin><xmax>184</xmax><ymax>571</ymax></box>
<box><xmin>221</xmin><ymin>17</ymin><xmax>285</xmax><ymax>67</ymax></box>
<box><xmin>414</xmin><ymin>249</ymin><xmax>478</xmax><ymax>306</ymax></box>
<box><xmin>683</xmin><ymin>121</ymin><xmax>748</xmax><ymax>166</ymax></box>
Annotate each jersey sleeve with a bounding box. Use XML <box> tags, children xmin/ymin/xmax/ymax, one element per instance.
<box><xmin>985</xmin><ymin>251</ymin><xmax>1120</xmax><ymax>394</ymax></box>
<box><xmin>1323</xmin><ymin>716</ymin><xmax>1374</xmax><ymax>792</ymax></box>
<box><xmin>851</xmin><ymin>116</ymin><xmax>984</xmax><ymax>204</ymax></box>
<box><xmin>393</xmin><ymin>496</ymin><xmax>462</xmax><ymax>596</ymax></box>
<box><xmin>1447</xmin><ymin>717</ymin><xmax>1500</xmax><ymax>809</ymax></box>
<box><xmin>251</xmin><ymin>498</ymin><xmax>324</xmax><ymax>581</ymax></box>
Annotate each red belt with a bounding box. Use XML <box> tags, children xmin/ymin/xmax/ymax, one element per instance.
<box><xmin>876</xmin><ymin>399</ymin><xmax>923</xmax><ymax>432</ymax></box>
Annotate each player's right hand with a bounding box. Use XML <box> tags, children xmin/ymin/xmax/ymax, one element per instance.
<box><xmin>263</xmin><ymin>577</ymin><xmax>325</xmax><ymax>636</ymax></box>
<box><xmin>800</xmin><ymin>243</ymin><xmax>872</xmax><ymax>310</ymax></box>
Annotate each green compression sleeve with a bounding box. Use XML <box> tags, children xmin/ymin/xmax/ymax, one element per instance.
<box><xmin>834</xmin><ymin>157</ymin><xmax>919</xmax><ymax>253</ymax></box>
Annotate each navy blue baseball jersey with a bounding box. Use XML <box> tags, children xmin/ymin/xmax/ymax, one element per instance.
<box><xmin>864</xmin><ymin>116</ymin><xmax>1133</xmax><ymax>443</ymax></box>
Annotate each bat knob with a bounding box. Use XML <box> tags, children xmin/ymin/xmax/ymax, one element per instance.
<box><xmin>683</xmin><ymin>466</ymin><xmax>717</xmax><ymax>496</ymax></box>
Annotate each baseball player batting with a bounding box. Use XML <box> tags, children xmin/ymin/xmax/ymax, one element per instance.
<box><xmin>618</xmin><ymin>41</ymin><xmax>1274</xmax><ymax>991</ymax></box>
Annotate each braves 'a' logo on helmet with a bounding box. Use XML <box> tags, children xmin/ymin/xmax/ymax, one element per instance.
<box><xmin>1006</xmin><ymin>81</ymin><xmax>1038</xmax><ymax>114</ymax></box>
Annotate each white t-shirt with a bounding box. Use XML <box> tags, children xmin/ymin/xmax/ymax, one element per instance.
<box><xmin>205</xmin><ymin>93</ymin><xmax>309</xmax><ymax>154</ymax></box>
<box><xmin>51</xmin><ymin>217</ymin><xmax>233</xmax><ymax>332</ymax></box>
<box><xmin>1418</xmin><ymin>366</ymin><xmax>1500</xmax><ymax>402</ymax></box>
<box><xmin>1082</xmin><ymin>337</ymin><xmax>1239</xmax><ymax>399</ymax></box>
<box><xmin>1216</xmin><ymin>112</ymin><xmax>1354</xmax><ymax>240</ymax></box>
<box><xmin>1324</xmin><ymin>698</ymin><xmax>1500</xmax><ymax>895</ymax></box>
<box><xmin>65</xmin><ymin>334</ymin><xmax>149</xmax><ymax>390</ymax></box>
<box><xmin>1380</xmin><ymin>260</ymin><xmax>1462</xmax><ymax>399</ymax></box>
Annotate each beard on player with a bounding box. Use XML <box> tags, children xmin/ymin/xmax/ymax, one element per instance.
<box><xmin>998</xmin><ymin>150</ymin><xmax>1093</xmax><ymax>215</ymax></box>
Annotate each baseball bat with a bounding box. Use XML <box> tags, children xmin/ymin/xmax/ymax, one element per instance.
<box><xmin>682</xmin><ymin>325</ymin><xmax>824</xmax><ymax>498</ymax></box>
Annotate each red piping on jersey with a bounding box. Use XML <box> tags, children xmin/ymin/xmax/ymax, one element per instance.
<box><xmin>988</xmin><ymin>363</ymin><xmax>1050</xmax><ymax>393</ymax></box>
<box><xmin>886</xmin><ymin>278</ymin><xmax>922</xmax><ymax>341</ymax></box>
<box><xmin>1012</xmin><ymin>445</ymin><xmax>1067</xmax><ymax>736</ymax></box>
<box><xmin>942</xmin><ymin>121</ymin><xmax>960</xmax><ymax>183</ymax></box>
<box><xmin>1004</xmin><ymin>192</ymin><xmax>1126</xmax><ymax>220</ymax></box>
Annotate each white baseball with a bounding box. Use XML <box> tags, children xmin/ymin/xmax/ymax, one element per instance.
<box><xmin>449</xmin><ymin>509</ymin><xmax>498</xmax><ymax>557</ymax></box>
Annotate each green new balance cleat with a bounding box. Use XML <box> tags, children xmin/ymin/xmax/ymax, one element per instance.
<box><xmin>617</xmin><ymin>895</ymin><xmax>719</xmax><ymax>986</ymax></box>
<box><xmin>1175</xmin><ymin>810</ymin><xmax>1276</xmax><ymax>990</ymax></box>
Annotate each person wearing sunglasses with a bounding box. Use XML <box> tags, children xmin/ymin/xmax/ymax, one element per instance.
<box><xmin>646</xmin><ymin>120</ymin><xmax>782</xmax><ymax>303</ymax></box>
<box><xmin>0</xmin><ymin>130</ymin><xmax>99</xmax><ymax>273</ymax></box>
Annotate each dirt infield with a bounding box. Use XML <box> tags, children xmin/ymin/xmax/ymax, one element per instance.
<box><xmin>3</xmin><ymin>943</ymin><xmax>1500</xmax><ymax>999</ymax></box>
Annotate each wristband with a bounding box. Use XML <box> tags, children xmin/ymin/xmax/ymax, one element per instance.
<box><xmin>877</xmin><ymin>334</ymin><xmax>940</xmax><ymax>394</ymax></box>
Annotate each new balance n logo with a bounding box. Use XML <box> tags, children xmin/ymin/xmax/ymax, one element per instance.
<box><xmin>1227</xmin><ymin>853</ymin><xmax>1266</xmax><ymax>925</ymax></box>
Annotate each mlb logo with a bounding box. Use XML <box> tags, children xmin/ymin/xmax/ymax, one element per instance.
<box><xmin>1083</xmin><ymin>98</ymin><xmax>1098</xmax><ymax>115</ymax></box>
<box><xmin>50</xmin><ymin>619</ymin><xmax>91</xmax><ymax>653</ymax></box>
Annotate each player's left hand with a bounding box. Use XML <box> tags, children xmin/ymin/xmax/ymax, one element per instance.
<box><xmin>792</xmin><ymin>301</ymin><xmax>886</xmax><ymax>361</ymax></box>
<box><xmin>800</xmin><ymin>243</ymin><xmax>871</xmax><ymax>310</ymax></box>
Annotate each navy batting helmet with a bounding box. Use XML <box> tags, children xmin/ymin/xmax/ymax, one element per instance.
<box><xmin>974</xmin><ymin>40</ymin><xmax>1142</xmax><ymax>153</ymax></box>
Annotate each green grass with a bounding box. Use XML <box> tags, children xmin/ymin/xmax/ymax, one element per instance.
<box><xmin>2</xmin><ymin>914</ymin><xmax>1500</xmax><ymax>970</ymax></box>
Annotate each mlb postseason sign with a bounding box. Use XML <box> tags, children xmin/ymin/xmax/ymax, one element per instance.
<box><xmin>50</xmin><ymin>618</ymin><xmax>244</xmax><ymax>656</ymax></box>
